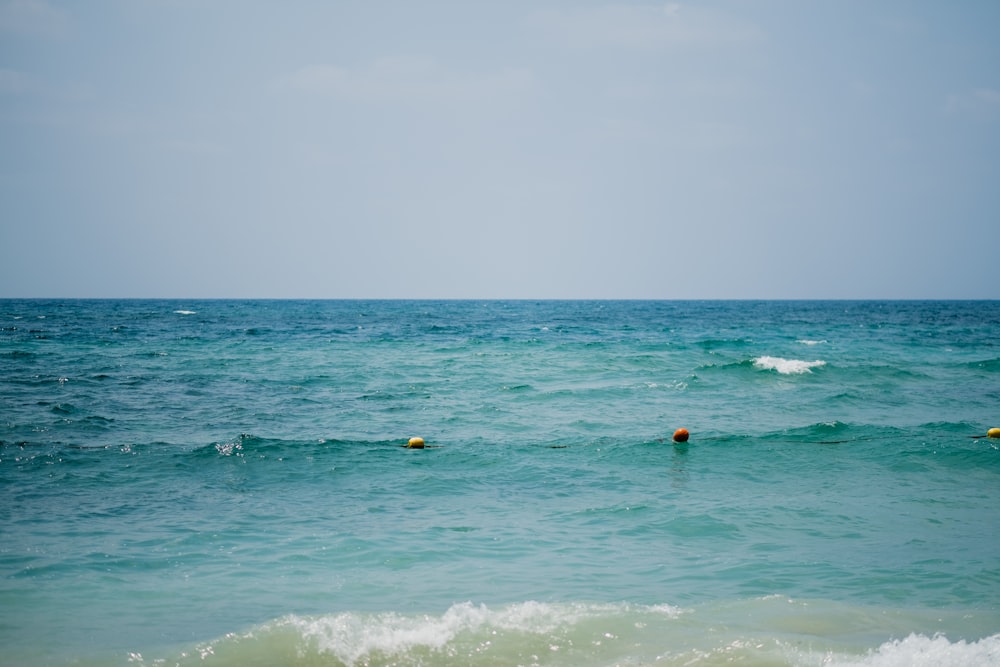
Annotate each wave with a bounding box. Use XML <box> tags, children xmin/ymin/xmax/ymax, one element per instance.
<box><xmin>196</xmin><ymin>434</ymin><xmax>402</xmax><ymax>459</ymax></box>
<box><xmin>965</xmin><ymin>357</ymin><xmax>1000</xmax><ymax>372</ymax></box>
<box><xmin>772</xmin><ymin>420</ymin><xmax>860</xmax><ymax>442</ymax></box>
<box><xmin>0</xmin><ymin>349</ymin><xmax>36</xmax><ymax>359</ymax></box>
<box><xmin>754</xmin><ymin>356</ymin><xmax>827</xmax><ymax>374</ymax></box>
<box><xmin>695</xmin><ymin>337</ymin><xmax>755</xmax><ymax>351</ymax></box>
<box><xmin>755</xmin><ymin>421</ymin><xmax>996</xmax><ymax>445</ymax></box>
<box><xmin>118</xmin><ymin>599</ymin><xmax>1000</xmax><ymax>667</ymax></box>
<box><xmin>695</xmin><ymin>356</ymin><xmax>829</xmax><ymax>376</ymax></box>
<box><xmin>850</xmin><ymin>633</ymin><xmax>1000</xmax><ymax>667</ymax></box>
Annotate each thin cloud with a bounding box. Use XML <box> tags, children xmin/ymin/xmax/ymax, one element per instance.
<box><xmin>0</xmin><ymin>67</ymin><xmax>92</xmax><ymax>101</ymax></box>
<box><xmin>528</xmin><ymin>2</ymin><xmax>762</xmax><ymax>51</ymax></box>
<box><xmin>284</xmin><ymin>57</ymin><xmax>536</xmax><ymax>108</ymax></box>
<box><xmin>0</xmin><ymin>69</ymin><xmax>97</xmax><ymax>137</ymax></box>
<box><xmin>288</xmin><ymin>57</ymin><xmax>437</xmax><ymax>102</ymax></box>
<box><xmin>0</xmin><ymin>0</ymin><xmax>69</xmax><ymax>36</ymax></box>
<box><xmin>0</xmin><ymin>67</ymin><xmax>30</xmax><ymax>94</ymax></box>
<box><xmin>946</xmin><ymin>88</ymin><xmax>1000</xmax><ymax>117</ymax></box>
<box><xmin>160</xmin><ymin>139</ymin><xmax>228</xmax><ymax>157</ymax></box>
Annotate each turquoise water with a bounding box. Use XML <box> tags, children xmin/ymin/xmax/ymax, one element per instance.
<box><xmin>2</xmin><ymin>300</ymin><xmax>999</xmax><ymax>666</ymax></box>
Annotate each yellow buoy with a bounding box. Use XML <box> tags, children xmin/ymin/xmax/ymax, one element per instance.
<box><xmin>988</xmin><ymin>428</ymin><xmax>1000</xmax><ymax>439</ymax></box>
<box><xmin>407</xmin><ymin>437</ymin><xmax>425</xmax><ymax>449</ymax></box>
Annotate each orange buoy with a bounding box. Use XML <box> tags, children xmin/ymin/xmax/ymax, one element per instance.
<box><xmin>407</xmin><ymin>437</ymin><xmax>425</xmax><ymax>449</ymax></box>
<box><xmin>672</xmin><ymin>428</ymin><xmax>689</xmax><ymax>443</ymax></box>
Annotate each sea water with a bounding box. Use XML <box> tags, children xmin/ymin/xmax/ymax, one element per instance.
<box><xmin>1</xmin><ymin>300</ymin><xmax>998</xmax><ymax>666</ymax></box>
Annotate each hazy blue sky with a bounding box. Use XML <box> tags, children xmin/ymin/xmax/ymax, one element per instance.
<box><xmin>1</xmin><ymin>1</ymin><xmax>998</xmax><ymax>298</ymax></box>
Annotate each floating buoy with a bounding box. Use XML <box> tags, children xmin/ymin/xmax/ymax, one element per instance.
<box><xmin>672</xmin><ymin>428</ymin><xmax>689</xmax><ymax>443</ymax></box>
<box><xmin>407</xmin><ymin>437</ymin><xmax>425</xmax><ymax>449</ymax></box>
<box><xmin>988</xmin><ymin>428</ymin><xmax>1000</xmax><ymax>439</ymax></box>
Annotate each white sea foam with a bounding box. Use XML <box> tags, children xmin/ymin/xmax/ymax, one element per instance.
<box><xmin>174</xmin><ymin>310</ymin><xmax>196</xmax><ymax>315</ymax></box>
<box><xmin>819</xmin><ymin>632</ymin><xmax>1000</xmax><ymax>667</ymax></box>
<box><xmin>754</xmin><ymin>356</ymin><xmax>826</xmax><ymax>374</ymax></box>
<box><xmin>277</xmin><ymin>601</ymin><xmax>685</xmax><ymax>667</ymax></box>
<box><xmin>796</xmin><ymin>339</ymin><xmax>827</xmax><ymax>346</ymax></box>
<box><xmin>141</xmin><ymin>602</ymin><xmax>998</xmax><ymax>667</ymax></box>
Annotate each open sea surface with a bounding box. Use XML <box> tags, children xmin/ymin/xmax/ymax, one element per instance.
<box><xmin>1</xmin><ymin>299</ymin><xmax>999</xmax><ymax>666</ymax></box>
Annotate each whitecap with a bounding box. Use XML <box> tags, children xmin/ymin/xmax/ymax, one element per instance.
<box><xmin>754</xmin><ymin>356</ymin><xmax>826</xmax><ymax>374</ymax></box>
<box><xmin>174</xmin><ymin>310</ymin><xmax>196</xmax><ymax>315</ymax></box>
<box><xmin>796</xmin><ymin>339</ymin><xmax>827</xmax><ymax>346</ymax></box>
<box><xmin>279</xmin><ymin>601</ymin><xmax>686</xmax><ymax>666</ymax></box>
<box><xmin>822</xmin><ymin>632</ymin><xmax>1000</xmax><ymax>667</ymax></box>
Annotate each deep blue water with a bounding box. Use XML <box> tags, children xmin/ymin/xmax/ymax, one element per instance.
<box><xmin>2</xmin><ymin>300</ymin><xmax>999</xmax><ymax>666</ymax></box>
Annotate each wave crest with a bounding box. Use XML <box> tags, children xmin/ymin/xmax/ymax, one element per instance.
<box><xmin>754</xmin><ymin>356</ymin><xmax>826</xmax><ymax>374</ymax></box>
<box><xmin>123</xmin><ymin>599</ymin><xmax>1000</xmax><ymax>667</ymax></box>
<box><xmin>825</xmin><ymin>632</ymin><xmax>1000</xmax><ymax>667</ymax></box>
<box><xmin>287</xmin><ymin>600</ymin><xmax>685</xmax><ymax>665</ymax></box>
<box><xmin>144</xmin><ymin>601</ymin><xmax>685</xmax><ymax>667</ymax></box>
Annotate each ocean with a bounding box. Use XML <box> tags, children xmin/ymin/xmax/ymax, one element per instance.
<box><xmin>1</xmin><ymin>299</ymin><xmax>998</xmax><ymax>666</ymax></box>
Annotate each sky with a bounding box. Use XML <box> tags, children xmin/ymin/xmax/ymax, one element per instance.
<box><xmin>1</xmin><ymin>0</ymin><xmax>998</xmax><ymax>299</ymax></box>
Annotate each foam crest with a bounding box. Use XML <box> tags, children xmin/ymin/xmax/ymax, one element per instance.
<box><xmin>124</xmin><ymin>602</ymin><xmax>999</xmax><ymax>667</ymax></box>
<box><xmin>820</xmin><ymin>632</ymin><xmax>1000</xmax><ymax>667</ymax></box>
<box><xmin>280</xmin><ymin>601</ymin><xmax>684</xmax><ymax>666</ymax></box>
<box><xmin>754</xmin><ymin>356</ymin><xmax>826</xmax><ymax>374</ymax></box>
<box><xmin>288</xmin><ymin>609</ymin><xmax>460</xmax><ymax>664</ymax></box>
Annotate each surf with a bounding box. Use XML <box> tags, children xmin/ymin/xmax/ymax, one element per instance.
<box><xmin>753</xmin><ymin>356</ymin><xmax>827</xmax><ymax>374</ymax></box>
<box><xmin>117</xmin><ymin>599</ymin><xmax>1000</xmax><ymax>667</ymax></box>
